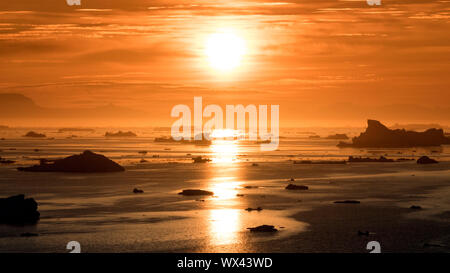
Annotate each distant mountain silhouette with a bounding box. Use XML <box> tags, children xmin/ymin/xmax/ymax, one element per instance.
<box><xmin>0</xmin><ymin>93</ymin><xmax>146</xmax><ymax>120</ymax></box>
<box><xmin>0</xmin><ymin>93</ymin><xmax>43</xmax><ymax>117</ymax></box>
<box><xmin>292</xmin><ymin>102</ymin><xmax>450</xmax><ymax>123</ymax></box>
<box><xmin>338</xmin><ymin>119</ymin><xmax>450</xmax><ymax>148</ymax></box>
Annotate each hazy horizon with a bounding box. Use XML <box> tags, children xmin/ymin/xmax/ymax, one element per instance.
<box><xmin>2</xmin><ymin>92</ymin><xmax>450</xmax><ymax>128</ymax></box>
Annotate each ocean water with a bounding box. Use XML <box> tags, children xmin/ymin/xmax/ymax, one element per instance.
<box><xmin>0</xmin><ymin>127</ymin><xmax>449</xmax><ymax>252</ymax></box>
<box><xmin>1</xmin><ymin>127</ymin><xmax>448</xmax><ymax>166</ymax></box>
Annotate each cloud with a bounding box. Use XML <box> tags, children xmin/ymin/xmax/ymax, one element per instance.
<box><xmin>0</xmin><ymin>0</ymin><xmax>449</xmax><ymax>124</ymax></box>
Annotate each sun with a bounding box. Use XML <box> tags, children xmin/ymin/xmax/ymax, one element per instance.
<box><xmin>205</xmin><ymin>30</ymin><xmax>246</xmax><ymax>72</ymax></box>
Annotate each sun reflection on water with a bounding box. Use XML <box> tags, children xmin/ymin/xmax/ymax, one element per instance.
<box><xmin>209</xmin><ymin>209</ymin><xmax>240</xmax><ymax>246</ymax></box>
<box><xmin>207</xmin><ymin>132</ymin><xmax>244</xmax><ymax>247</ymax></box>
<box><xmin>209</xmin><ymin>177</ymin><xmax>242</xmax><ymax>200</ymax></box>
<box><xmin>210</xmin><ymin>139</ymin><xmax>240</xmax><ymax>163</ymax></box>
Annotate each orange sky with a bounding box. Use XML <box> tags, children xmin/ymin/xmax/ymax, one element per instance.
<box><xmin>0</xmin><ymin>0</ymin><xmax>449</xmax><ymax>127</ymax></box>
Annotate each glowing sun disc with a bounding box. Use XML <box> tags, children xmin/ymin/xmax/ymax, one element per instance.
<box><xmin>205</xmin><ymin>30</ymin><xmax>246</xmax><ymax>72</ymax></box>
